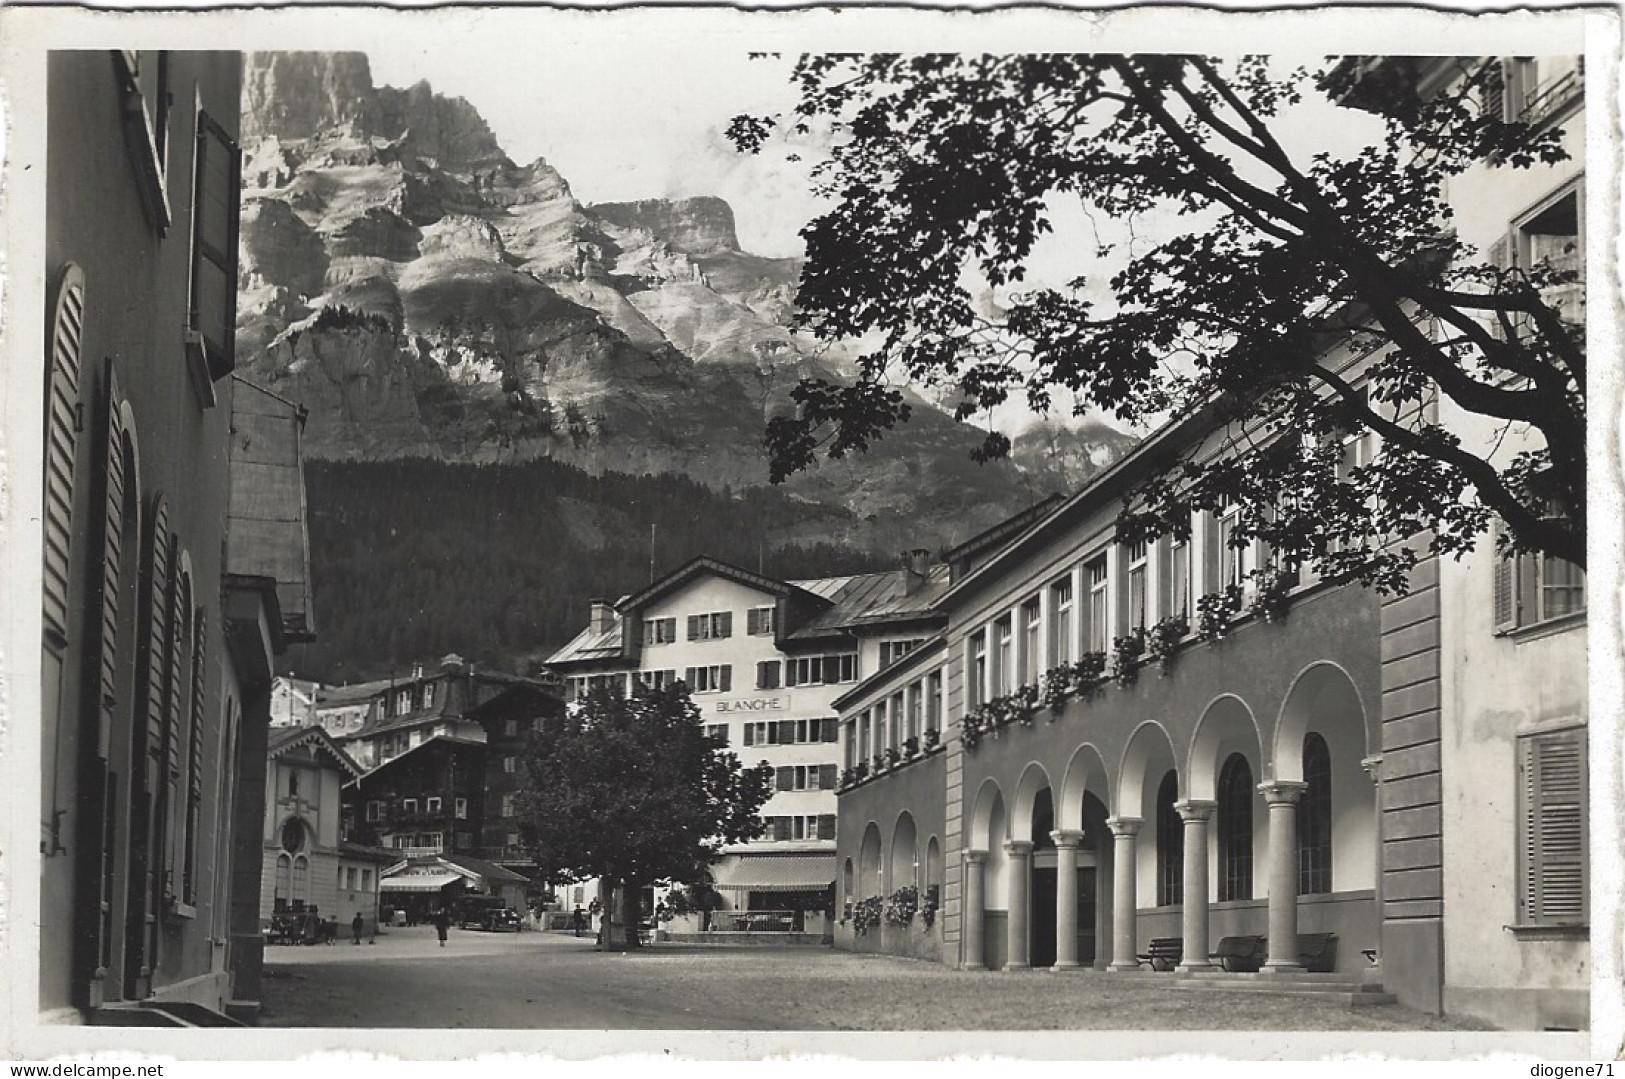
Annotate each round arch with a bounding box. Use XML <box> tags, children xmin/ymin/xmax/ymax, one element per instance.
<box><xmin>1010</xmin><ymin>762</ymin><xmax>1055</xmax><ymax>843</ymax></box>
<box><xmin>967</xmin><ymin>777</ymin><xmax>1007</xmax><ymax>852</ymax></box>
<box><xmin>858</xmin><ymin>822</ymin><xmax>883</xmax><ymax>899</ymax></box>
<box><xmin>889</xmin><ymin>811</ymin><xmax>919</xmax><ymax>894</ymax></box>
<box><xmin>1272</xmin><ymin>662</ymin><xmax>1369</xmax><ymax>781</ymax></box>
<box><xmin>1118</xmin><ymin>720</ymin><xmax>1180</xmax><ymax>820</ymax></box>
<box><xmin>1056</xmin><ymin>742</ymin><xmax>1112</xmax><ymax>831</ymax></box>
<box><xmin>1186</xmin><ymin>694</ymin><xmax>1263</xmax><ymax>801</ymax></box>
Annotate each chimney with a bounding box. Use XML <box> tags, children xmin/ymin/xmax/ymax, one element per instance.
<box><xmin>440</xmin><ymin>653</ymin><xmax>465</xmax><ymax>673</ymax></box>
<box><xmin>903</xmin><ymin>549</ymin><xmax>932</xmax><ymax>594</ymax></box>
<box><xmin>589</xmin><ymin>599</ymin><xmax>616</xmax><ymax>634</ymax></box>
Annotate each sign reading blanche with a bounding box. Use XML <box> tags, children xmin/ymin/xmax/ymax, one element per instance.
<box><xmin>713</xmin><ymin>695</ymin><xmax>791</xmax><ymax>715</ymax></box>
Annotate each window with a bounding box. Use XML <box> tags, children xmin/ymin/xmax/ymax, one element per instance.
<box><xmin>843</xmin><ymin>721</ymin><xmax>857</xmax><ymax>768</ymax></box>
<box><xmin>1216</xmin><ymin>754</ymin><xmax>1254</xmax><ymax>902</ymax></box>
<box><xmin>288</xmin><ymin>770</ymin><xmax>300</xmax><ymax>798</ymax></box>
<box><xmin>454</xmin><ymin>797</ymin><xmax>468</xmax><ymax>819</ymax></box>
<box><xmin>1049</xmin><ymin>575</ymin><xmax>1073</xmax><ymax>666</ymax></box>
<box><xmin>706</xmin><ymin>723</ymin><xmax>729</xmax><ymax>745</ymax></box>
<box><xmin>1493</xmin><ymin>517</ymin><xmax>1586</xmax><ymax>633</ymax></box>
<box><xmin>686</xmin><ymin>611</ymin><xmax>733</xmax><ymax>641</ymax></box>
<box><xmin>402</xmin><ymin>798</ymin><xmax>418</xmax><ymax>815</ymax></box>
<box><xmin>1215</xmin><ymin>498</ymin><xmax>1253</xmax><ymax>592</ymax></box>
<box><xmin>906</xmin><ymin>683</ymin><xmax>922</xmax><ymax>741</ymax></box>
<box><xmin>1085</xmin><ymin>555</ymin><xmax>1109</xmax><ymax>654</ymax></box>
<box><xmin>422</xmin><ymin>683</ymin><xmax>435</xmax><ymax>709</ymax></box>
<box><xmin>365</xmin><ymin>800</ymin><xmax>383</xmax><ymax>822</ymax></box>
<box><xmin>756</xmin><ymin>661</ymin><xmax>781</xmax><ymax>690</ymax></box>
<box><xmin>968</xmin><ymin>631</ymin><xmax>987</xmax><ymax>705</ymax></box>
<box><xmin>879</xmin><ymin>638</ymin><xmax>925</xmax><ymax>668</ymax></box>
<box><xmin>1124</xmin><ymin>538</ymin><xmax>1149</xmax><ymax>631</ymax></box>
<box><xmin>503</xmin><ymin>756</ymin><xmax>516</xmax><ymax>774</ymax></box>
<box><xmin>346</xmin><ymin>867</ymin><xmax>359</xmax><ymax>891</ymax></box>
<box><xmin>501</xmin><ymin>793</ymin><xmax>517</xmax><ymax>817</ymax></box>
<box><xmin>426</xmin><ymin>796</ymin><xmax>442</xmax><ymax>814</ymax></box>
<box><xmin>926</xmin><ymin>671</ymin><xmax>943</xmax><ymax>733</ymax></box>
<box><xmin>1020</xmin><ymin>597</ymin><xmax>1041</xmax><ymax>684</ymax></box>
<box><xmin>1156</xmin><ymin>771</ymin><xmax>1182</xmax><ymax>907</ymax></box>
<box><xmin>992</xmin><ymin>616</ymin><xmax>1012</xmax><ymax>696</ymax></box>
<box><xmin>1168</xmin><ymin>537</ymin><xmax>1190</xmax><ymax>619</ymax></box>
<box><xmin>188</xmin><ymin>110</ymin><xmax>242</xmax><ymax>384</ymax></box>
<box><xmin>1502</xmin><ymin>56</ymin><xmax>1583</xmax><ymax>125</ymax></box>
<box><xmin>503</xmin><ymin>719</ymin><xmax>519</xmax><ymax>737</ymax></box>
<box><xmin>112</xmin><ymin>51</ymin><xmax>172</xmax><ymax>233</ymax></box>
<box><xmin>1298</xmin><ymin>734</ymin><xmax>1333</xmax><ymax>895</ymax></box>
<box><xmin>746</xmin><ymin>606</ymin><xmax>775</xmax><ymax>636</ymax></box>
<box><xmin>1517</xmin><ymin>726</ymin><xmax>1587</xmax><ymax>927</ymax></box>
<box><xmin>643</xmin><ymin>617</ymin><xmax>677</xmax><ymax>645</ymax></box>
<box><xmin>683</xmin><ymin>665</ymin><xmax>733</xmax><ymax>693</ymax></box>
<box><xmin>640</xmin><ymin>668</ymin><xmax>677</xmax><ymax>691</ymax></box>
<box><xmin>785</xmin><ymin>654</ymin><xmax>857</xmax><ymax>686</ymax></box>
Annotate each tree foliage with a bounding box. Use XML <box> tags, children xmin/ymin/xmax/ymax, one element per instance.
<box><xmin>516</xmin><ymin>685</ymin><xmax>774</xmax><ymax>943</ymax></box>
<box><xmin>732</xmin><ymin>54</ymin><xmax>1584</xmax><ymax>591</ymax></box>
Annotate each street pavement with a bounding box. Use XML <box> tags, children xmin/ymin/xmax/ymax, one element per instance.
<box><xmin>260</xmin><ymin>925</ymin><xmax>1492</xmax><ymax>1032</ymax></box>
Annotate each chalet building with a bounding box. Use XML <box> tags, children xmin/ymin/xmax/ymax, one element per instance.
<box><xmin>334</xmin><ymin>657</ymin><xmax>565</xmax><ymax>877</ymax></box>
<box><xmin>547</xmin><ymin>555</ymin><xmax>952</xmax><ymax>919</ymax></box>
<box><xmin>40</xmin><ymin>50</ymin><xmax>316</xmax><ymax>1024</ymax></box>
<box><xmin>261</xmin><ymin>725</ymin><xmax>392</xmax><ymax>937</ymax></box>
<box><xmin>378</xmin><ymin>853</ymin><xmax>530</xmax><ymax>925</ymax></box>
<box><xmin>832</xmin><ymin>54</ymin><xmax>1588</xmax><ymax>1032</ymax></box>
<box><xmin>269</xmin><ymin>676</ymin><xmax>319</xmax><ymax>729</ymax></box>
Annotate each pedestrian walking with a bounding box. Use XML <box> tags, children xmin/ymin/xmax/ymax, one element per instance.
<box><xmin>352</xmin><ymin>911</ymin><xmax>364</xmax><ymax>945</ymax></box>
<box><xmin>572</xmin><ymin>906</ymin><xmax>586</xmax><ymax>937</ymax></box>
<box><xmin>433</xmin><ymin>906</ymin><xmax>450</xmax><ymax>947</ymax></box>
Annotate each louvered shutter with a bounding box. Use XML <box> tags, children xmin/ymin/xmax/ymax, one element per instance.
<box><xmin>1521</xmin><ymin>729</ymin><xmax>1587</xmax><ymax>925</ymax></box>
<box><xmin>719</xmin><ymin>665</ymin><xmax>731</xmax><ymax>692</ymax></box>
<box><xmin>743</xmin><ymin>724</ymin><xmax>754</xmax><ymax>747</ymax></box>
<box><xmin>1482</xmin><ymin>59</ymin><xmax>1506</xmax><ymax>123</ymax></box>
<box><xmin>95</xmin><ymin>361</ymin><xmax>129</xmax><ymax>726</ymax></box>
<box><xmin>44</xmin><ymin>264</ymin><xmax>87</xmax><ymax>648</ymax></box>
<box><xmin>719</xmin><ymin>611</ymin><xmax>732</xmax><ymax>638</ymax></box>
<box><xmin>684</xmin><ymin>666</ymin><xmax>697</xmax><ymax>688</ymax></box>
<box><xmin>1491</xmin><ymin>547</ymin><xmax>1519</xmax><ymax>636</ymax></box>
<box><xmin>775</xmin><ymin>767</ymin><xmax>793</xmax><ymax>792</ymax></box>
<box><xmin>777</xmin><ymin>720</ymin><xmax>796</xmax><ymax>744</ymax></box>
<box><xmin>686</xmin><ymin>615</ymin><xmax>701</xmax><ymax>641</ymax></box>
<box><xmin>746</xmin><ymin>608</ymin><xmax>761</xmax><ymax>636</ymax></box>
<box><xmin>1155</xmin><ymin>537</ymin><xmax>1172</xmax><ymax>626</ymax></box>
<box><xmin>189</xmin><ymin>111</ymin><xmax>241</xmax><ymax>379</ymax></box>
<box><xmin>819</xmin><ymin>764</ymin><xmax>837</xmax><ymax>790</ymax></box>
<box><xmin>822</xmin><ymin>718</ymin><xmax>838</xmax><ymax>743</ymax></box>
<box><xmin>185</xmin><ymin>608</ymin><xmax>206</xmax><ymax>902</ymax></box>
<box><xmin>817</xmin><ymin>815</ymin><xmax>836</xmax><ymax>841</ymax></box>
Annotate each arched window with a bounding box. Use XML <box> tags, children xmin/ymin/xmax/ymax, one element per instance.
<box><xmin>292</xmin><ymin>855</ymin><xmax>310</xmax><ymax>905</ymax></box>
<box><xmin>1155</xmin><ymin>770</ymin><xmax>1182</xmax><ymax>906</ymax></box>
<box><xmin>274</xmin><ymin>853</ymin><xmax>292</xmax><ymax>911</ymax></box>
<box><xmin>1298</xmin><ymin>733</ymin><xmax>1333</xmax><ymax>894</ymax></box>
<box><xmin>1217</xmin><ymin>753</ymin><xmax>1253</xmax><ymax>901</ymax></box>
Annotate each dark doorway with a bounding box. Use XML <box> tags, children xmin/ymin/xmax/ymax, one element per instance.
<box><xmin>1029</xmin><ymin>867</ymin><xmax>1095</xmax><ymax>967</ymax></box>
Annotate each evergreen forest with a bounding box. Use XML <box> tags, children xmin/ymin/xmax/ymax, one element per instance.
<box><xmin>287</xmin><ymin>458</ymin><xmax>893</xmax><ymax>684</ymax></box>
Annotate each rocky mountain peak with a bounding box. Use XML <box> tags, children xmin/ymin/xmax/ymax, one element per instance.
<box><xmin>589</xmin><ymin>196</ymin><xmax>742</xmax><ymax>258</ymax></box>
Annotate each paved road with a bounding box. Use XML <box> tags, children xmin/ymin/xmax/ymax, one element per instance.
<box><xmin>261</xmin><ymin>925</ymin><xmax>1490</xmax><ymax>1033</ymax></box>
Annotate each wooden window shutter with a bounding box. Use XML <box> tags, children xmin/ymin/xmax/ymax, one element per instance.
<box><xmin>683</xmin><ymin>666</ymin><xmax>696</xmax><ymax>688</ymax></box>
<box><xmin>686</xmin><ymin>615</ymin><xmax>700</xmax><ymax>641</ymax></box>
<box><xmin>819</xmin><ymin>764</ymin><xmax>837</xmax><ymax>790</ymax></box>
<box><xmin>1482</xmin><ymin>58</ymin><xmax>1506</xmax><ymax>124</ymax></box>
<box><xmin>775</xmin><ymin>767</ymin><xmax>793</xmax><ymax>792</ymax></box>
<box><xmin>1491</xmin><ymin>521</ymin><xmax>1521</xmax><ymax>634</ymax></box>
<box><xmin>1521</xmin><ymin>729</ymin><xmax>1587</xmax><ymax>924</ymax></box>
<box><xmin>1155</xmin><ymin>537</ymin><xmax>1172</xmax><ymax>625</ymax></box>
<box><xmin>44</xmin><ymin>263</ymin><xmax>87</xmax><ymax>649</ymax></box>
<box><xmin>817</xmin><ymin>814</ymin><xmax>836</xmax><ymax>841</ymax></box>
<box><xmin>719</xmin><ymin>611</ymin><xmax>733</xmax><ymax>638</ymax></box>
<box><xmin>188</xmin><ymin>110</ymin><xmax>241</xmax><ymax>380</ymax></box>
<box><xmin>777</xmin><ymin>719</ymin><xmax>796</xmax><ymax>744</ymax></box>
<box><xmin>746</xmin><ymin>608</ymin><xmax>760</xmax><ymax>636</ymax></box>
<box><xmin>96</xmin><ymin>362</ymin><xmax>130</xmax><ymax>718</ymax></box>
<box><xmin>773</xmin><ymin>817</ymin><xmax>792</xmax><ymax>842</ymax></box>
<box><xmin>719</xmin><ymin>665</ymin><xmax>731</xmax><ymax>692</ymax></box>
<box><xmin>821</xmin><ymin>718</ymin><xmax>838</xmax><ymax>743</ymax></box>
<box><xmin>184</xmin><ymin>607</ymin><xmax>206</xmax><ymax>902</ymax></box>
<box><xmin>743</xmin><ymin>724</ymin><xmax>754</xmax><ymax>747</ymax></box>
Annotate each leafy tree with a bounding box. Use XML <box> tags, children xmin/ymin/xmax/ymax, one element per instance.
<box><xmin>516</xmin><ymin>684</ymin><xmax>773</xmax><ymax>949</ymax></box>
<box><xmin>731</xmin><ymin>55</ymin><xmax>1584</xmax><ymax>591</ymax></box>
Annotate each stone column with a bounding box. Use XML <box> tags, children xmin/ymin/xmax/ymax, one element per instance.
<box><xmin>1004</xmin><ymin>839</ymin><xmax>1034</xmax><ymax>970</ymax></box>
<box><xmin>962</xmin><ymin>850</ymin><xmax>988</xmax><ymax>970</ymax></box>
<box><xmin>1051</xmin><ymin>829</ymin><xmax>1084</xmax><ymax>970</ymax></box>
<box><xmin>1259</xmin><ymin>780</ymin><xmax>1308</xmax><ymax>973</ymax></box>
<box><xmin>1106</xmin><ymin>817</ymin><xmax>1143</xmax><ymax>971</ymax></box>
<box><xmin>1174</xmin><ymin>800</ymin><xmax>1216</xmax><ymax>972</ymax></box>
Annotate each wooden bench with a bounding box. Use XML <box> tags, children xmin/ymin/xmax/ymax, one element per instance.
<box><xmin>1210</xmin><ymin>934</ymin><xmax>1267</xmax><ymax>972</ymax></box>
<box><xmin>1137</xmin><ymin>937</ymin><xmax>1183</xmax><ymax>971</ymax></box>
<box><xmin>1297</xmin><ymin>932</ymin><xmax>1337</xmax><ymax>973</ymax></box>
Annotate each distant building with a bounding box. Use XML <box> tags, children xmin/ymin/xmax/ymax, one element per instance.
<box><xmin>378</xmin><ymin>853</ymin><xmax>530</xmax><ymax>925</ymax></box>
<box><xmin>334</xmin><ymin>656</ymin><xmax>564</xmax><ymax>877</ymax></box>
<box><xmin>269</xmin><ymin>675</ymin><xmax>319</xmax><ymax>728</ymax></box>
<box><xmin>40</xmin><ymin>49</ymin><xmax>315</xmax><ymax>1025</ymax></box>
<box><xmin>547</xmin><ymin>554</ymin><xmax>952</xmax><ymax>923</ymax></box>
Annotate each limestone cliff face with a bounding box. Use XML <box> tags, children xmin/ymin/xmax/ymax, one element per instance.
<box><xmin>235</xmin><ymin>52</ymin><xmax>1092</xmax><ymax>546</ymax></box>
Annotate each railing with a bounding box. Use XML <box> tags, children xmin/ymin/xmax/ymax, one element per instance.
<box><xmin>708</xmin><ymin>910</ymin><xmax>808</xmax><ymax>933</ymax></box>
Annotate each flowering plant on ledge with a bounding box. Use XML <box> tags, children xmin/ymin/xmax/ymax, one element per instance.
<box><xmin>852</xmin><ymin>896</ymin><xmax>884</xmax><ymax>936</ymax></box>
<box><xmin>1072</xmin><ymin>651</ymin><xmax>1109</xmax><ymax>700</ymax></box>
<box><xmin>884</xmin><ymin>885</ymin><xmax>919</xmax><ymax>927</ymax></box>
<box><xmin>883</xmin><ymin>746</ymin><xmax>901</xmax><ymax>769</ymax></box>
<box><xmin>1195</xmin><ymin>584</ymin><xmax>1244</xmax><ymax>643</ymax></box>
<box><xmin>1146</xmin><ymin>613</ymin><xmax>1190</xmax><ymax>675</ymax></box>
<box><xmin>1249</xmin><ymin>565</ymin><xmax>1295</xmax><ymax>623</ymax></box>
<box><xmin>923</xmin><ymin>726</ymin><xmax>940</xmax><ymax>750</ymax></box>
<box><xmin>904</xmin><ymin>734</ymin><xmax>920</xmax><ymax>757</ymax></box>
<box><xmin>853</xmin><ymin>760</ymin><xmax>869</xmax><ymax>783</ymax></box>
<box><xmin>1042</xmin><ymin>666</ymin><xmax>1073</xmax><ymax>714</ymax></box>
<box><xmin>960</xmin><ymin>712</ymin><xmax>986</xmax><ymax>751</ymax></box>
<box><xmin>920</xmin><ymin>884</ymin><xmax>941</xmax><ymax>929</ymax></box>
<box><xmin>1113</xmin><ymin>628</ymin><xmax>1147</xmax><ymax>687</ymax></box>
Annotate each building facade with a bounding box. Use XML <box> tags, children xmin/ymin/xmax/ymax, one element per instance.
<box><xmin>832</xmin><ymin>53</ymin><xmax>1589</xmax><ymax>1032</ymax></box>
<box><xmin>41</xmin><ymin>50</ymin><xmax>315</xmax><ymax>1025</ymax></box>
<box><xmin>547</xmin><ymin>556</ymin><xmax>950</xmax><ymax>917</ymax></box>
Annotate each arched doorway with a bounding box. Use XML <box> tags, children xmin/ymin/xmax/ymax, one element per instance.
<box><xmin>858</xmin><ymin>823</ymin><xmax>883</xmax><ymax>903</ymax></box>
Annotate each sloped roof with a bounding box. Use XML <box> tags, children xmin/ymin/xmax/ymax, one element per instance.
<box><xmin>437</xmin><ymin>852</ymin><xmax>530</xmax><ymax>884</ymax></box>
<box><xmin>546</xmin><ymin>622</ymin><xmax>624</xmax><ymax>666</ymax></box>
<box><xmin>267</xmin><ymin>723</ymin><xmax>364</xmax><ymax>780</ymax></box>
<box><xmin>318</xmin><ymin>678</ymin><xmax>394</xmax><ymax>706</ymax></box>
<box><xmin>784</xmin><ymin>565</ymin><xmax>950</xmax><ymax>640</ymax></box>
<box><xmin>616</xmin><ymin>555</ymin><xmax>810</xmax><ymax>613</ymax></box>
<box><xmin>347</xmin><ymin>733</ymin><xmax>488</xmax><ymax>784</ymax></box>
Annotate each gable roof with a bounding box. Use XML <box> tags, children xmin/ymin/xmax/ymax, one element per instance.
<box><xmin>784</xmin><ymin>566</ymin><xmax>950</xmax><ymax>640</ymax></box>
<box><xmin>267</xmin><ymin>723</ymin><xmax>365</xmax><ymax>780</ymax></box>
<box><xmin>616</xmin><ymin>555</ymin><xmax>815</xmax><ymax>614</ymax></box>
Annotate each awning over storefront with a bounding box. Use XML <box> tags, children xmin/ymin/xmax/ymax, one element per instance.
<box><xmin>379</xmin><ymin>872</ymin><xmax>460</xmax><ymax>892</ymax></box>
<box><xmin>710</xmin><ymin>854</ymin><xmax>835</xmax><ymax>892</ymax></box>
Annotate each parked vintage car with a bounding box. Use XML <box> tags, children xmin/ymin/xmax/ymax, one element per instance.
<box><xmin>455</xmin><ymin>895</ymin><xmax>522</xmax><ymax>932</ymax></box>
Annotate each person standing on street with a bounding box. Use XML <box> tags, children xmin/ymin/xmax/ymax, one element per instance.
<box><xmin>433</xmin><ymin>906</ymin><xmax>450</xmax><ymax>947</ymax></box>
<box><xmin>572</xmin><ymin>906</ymin><xmax>586</xmax><ymax>937</ymax></box>
<box><xmin>352</xmin><ymin>911</ymin><xmax>365</xmax><ymax>945</ymax></box>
